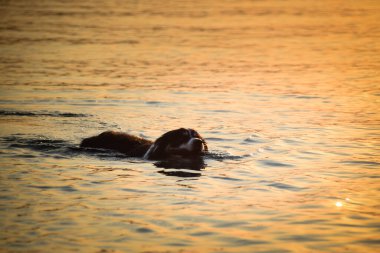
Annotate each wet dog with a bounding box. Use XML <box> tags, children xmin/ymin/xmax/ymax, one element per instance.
<box><xmin>80</xmin><ymin>128</ymin><xmax>208</xmax><ymax>160</ymax></box>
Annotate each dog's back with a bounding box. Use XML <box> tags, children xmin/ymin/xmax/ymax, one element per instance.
<box><xmin>80</xmin><ymin>131</ymin><xmax>152</xmax><ymax>157</ymax></box>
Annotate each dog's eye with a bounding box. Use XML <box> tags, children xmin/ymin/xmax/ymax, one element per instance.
<box><xmin>190</xmin><ymin>130</ymin><xmax>197</xmax><ymax>137</ymax></box>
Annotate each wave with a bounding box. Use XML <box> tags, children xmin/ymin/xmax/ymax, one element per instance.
<box><xmin>3</xmin><ymin>135</ymin><xmax>74</xmax><ymax>155</ymax></box>
<box><xmin>0</xmin><ymin>110</ymin><xmax>91</xmax><ymax>117</ymax></box>
<box><xmin>2</xmin><ymin>134</ymin><xmax>130</xmax><ymax>160</ymax></box>
<box><xmin>206</xmin><ymin>150</ymin><xmax>244</xmax><ymax>161</ymax></box>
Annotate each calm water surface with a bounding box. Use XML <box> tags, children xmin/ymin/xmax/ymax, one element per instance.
<box><xmin>1</xmin><ymin>1</ymin><xmax>379</xmax><ymax>252</ymax></box>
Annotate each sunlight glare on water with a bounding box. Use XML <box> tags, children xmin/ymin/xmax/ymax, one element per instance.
<box><xmin>0</xmin><ymin>0</ymin><xmax>379</xmax><ymax>252</ymax></box>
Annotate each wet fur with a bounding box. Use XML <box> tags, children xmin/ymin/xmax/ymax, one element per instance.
<box><xmin>80</xmin><ymin>128</ymin><xmax>207</xmax><ymax>160</ymax></box>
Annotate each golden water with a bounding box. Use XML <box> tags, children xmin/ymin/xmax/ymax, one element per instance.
<box><xmin>1</xmin><ymin>1</ymin><xmax>379</xmax><ymax>252</ymax></box>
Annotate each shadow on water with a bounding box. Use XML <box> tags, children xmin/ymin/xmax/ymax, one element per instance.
<box><xmin>154</xmin><ymin>150</ymin><xmax>248</xmax><ymax>177</ymax></box>
<box><xmin>155</xmin><ymin>157</ymin><xmax>206</xmax><ymax>178</ymax></box>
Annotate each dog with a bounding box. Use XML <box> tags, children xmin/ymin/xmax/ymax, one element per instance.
<box><xmin>80</xmin><ymin>128</ymin><xmax>208</xmax><ymax>160</ymax></box>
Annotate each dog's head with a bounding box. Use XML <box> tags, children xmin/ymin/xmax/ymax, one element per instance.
<box><xmin>144</xmin><ymin>128</ymin><xmax>208</xmax><ymax>160</ymax></box>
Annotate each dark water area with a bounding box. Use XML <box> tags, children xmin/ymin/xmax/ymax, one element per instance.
<box><xmin>1</xmin><ymin>0</ymin><xmax>379</xmax><ymax>252</ymax></box>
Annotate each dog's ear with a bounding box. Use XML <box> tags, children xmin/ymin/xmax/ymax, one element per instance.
<box><xmin>144</xmin><ymin>135</ymin><xmax>168</xmax><ymax>160</ymax></box>
<box><xmin>193</xmin><ymin>131</ymin><xmax>208</xmax><ymax>152</ymax></box>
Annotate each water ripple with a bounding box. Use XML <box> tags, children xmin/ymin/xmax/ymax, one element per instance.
<box><xmin>267</xmin><ymin>182</ymin><xmax>305</xmax><ymax>192</ymax></box>
<box><xmin>0</xmin><ymin>110</ymin><xmax>91</xmax><ymax>117</ymax></box>
<box><xmin>259</xmin><ymin>160</ymin><xmax>294</xmax><ymax>167</ymax></box>
<box><xmin>29</xmin><ymin>185</ymin><xmax>78</xmax><ymax>192</ymax></box>
<box><xmin>340</xmin><ymin>160</ymin><xmax>380</xmax><ymax>167</ymax></box>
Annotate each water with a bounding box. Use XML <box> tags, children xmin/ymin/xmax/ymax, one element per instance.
<box><xmin>1</xmin><ymin>0</ymin><xmax>379</xmax><ymax>252</ymax></box>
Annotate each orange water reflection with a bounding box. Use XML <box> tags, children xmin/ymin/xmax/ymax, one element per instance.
<box><xmin>0</xmin><ymin>0</ymin><xmax>379</xmax><ymax>252</ymax></box>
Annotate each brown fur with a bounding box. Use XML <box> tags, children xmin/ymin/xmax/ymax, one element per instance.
<box><xmin>80</xmin><ymin>131</ymin><xmax>152</xmax><ymax>157</ymax></box>
<box><xmin>80</xmin><ymin>128</ymin><xmax>207</xmax><ymax>160</ymax></box>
